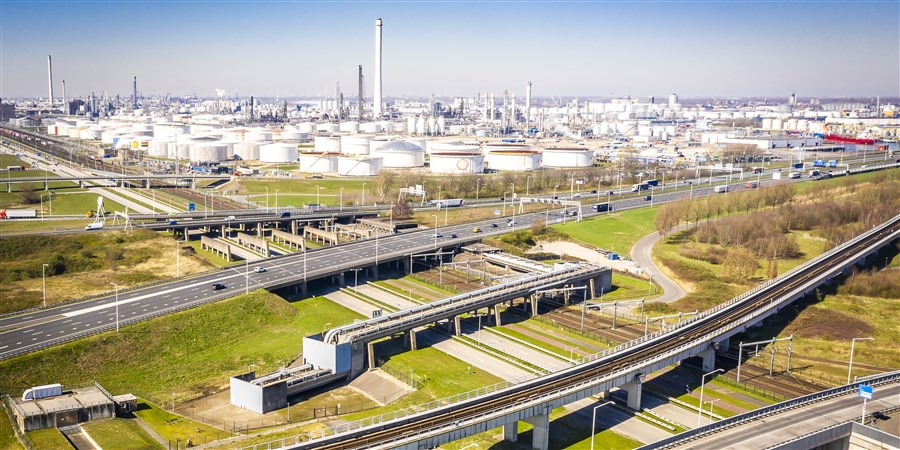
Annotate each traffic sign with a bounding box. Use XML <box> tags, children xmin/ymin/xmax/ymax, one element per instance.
<box><xmin>858</xmin><ymin>384</ymin><xmax>873</xmax><ymax>400</ymax></box>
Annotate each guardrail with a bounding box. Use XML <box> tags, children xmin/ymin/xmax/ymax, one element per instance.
<box><xmin>637</xmin><ymin>371</ymin><xmax>900</xmax><ymax>449</ymax></box>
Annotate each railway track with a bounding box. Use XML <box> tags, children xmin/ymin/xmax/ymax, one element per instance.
<box><xmin>295</xmin><ymin>214</ymin><xmax>900</xmax><ymax>449</ymax></box>
<box><xmin>542</xmin><ymin>303</ymin><xmax>648</xmax><ymax>343</ymax></box>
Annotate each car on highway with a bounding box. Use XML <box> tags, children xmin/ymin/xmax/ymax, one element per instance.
<box><xmin>254</xmin><ymin>267</ymin><xmax>266</xmax><ymax>273</ymax></box>
<box><xmin>212</xmin><ymin>283</ymin><xmax>226</xmax><ymax>290</ymax></box>
<box><xmin>432</xmin><ymin>232</ymin><xmax>443</xmax><ymax>238</ymax></box>
<box><xmin>507</xmin><ymin>220</ymin><xmax>517</xmax><ymax>227</ymax></box>
<box><xmin>472</xmin><ymin>227</ymin><xmax>482</xmax><ymax>233</ymax></box>
<box><xmin>644</xmin><ymin>195</ymin><xmax>652</xmax><ymax>201</ymax></box>
<box><xmin>489</xmin><ymin>223</ymin><xmax>498</xmax><ymax>228</ymax></box>
<box><xmin>449</xmin><ymin>233</ymin><xmax>458</xmax><ymax>238</ymax></box>
<box><xmin>225</xmin><ymin>215</ymin><xmax>236</xmax><ymax>221</ymax></box>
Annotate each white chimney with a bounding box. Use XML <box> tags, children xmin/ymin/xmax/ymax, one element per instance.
<box><xmin>373</xmin><ymin>18</ymin><xmax>383</xmax><ymax>118</ymax></box>
<box><xmin>47</xmin><ymin>55</ymin><xmax>54</xmax><ymax>107</ymax></box>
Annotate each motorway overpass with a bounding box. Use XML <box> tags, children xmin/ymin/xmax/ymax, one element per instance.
<box><xmin>244</xmin><ymin>213</ymin><xmax>900</xmax><ymax>450</ymax></box>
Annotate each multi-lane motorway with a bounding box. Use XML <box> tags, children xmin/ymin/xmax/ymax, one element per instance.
<box><xmin>1</xmin><ymin>161</ymin><xmax>897</xmax><ymax>360</ymax></box>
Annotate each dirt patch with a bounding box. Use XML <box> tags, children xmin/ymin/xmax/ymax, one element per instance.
<box><xmin>784</xmin><ymin>306</ymin><xmax>873</xmax><ymax>340</ymax></box>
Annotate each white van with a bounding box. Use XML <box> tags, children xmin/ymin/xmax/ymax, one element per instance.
<box><xmin>85</xmin><ymin>222</ymin><xmax>104</xmax><ymax>230</ymax></box>
<box><xmin>714</xmin><ymin>185</ymin><xmax>730</xmax><ymax>193</ymax></box>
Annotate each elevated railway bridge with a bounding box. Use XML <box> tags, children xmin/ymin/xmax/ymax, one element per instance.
<box><xmin>242</xmin><ymin>213</ymin><xmax>900</xmax><ymax>450</ymax></box>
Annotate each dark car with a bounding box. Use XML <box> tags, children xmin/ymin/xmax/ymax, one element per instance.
<box><xmin>590</xmin><ymin>189</ymin><xmax>597</xmax><ymax>194</ymax></box>
<box><xmin>644</xmin><ymin>195</ymin><xmax>652</xmax><ymax>201</ymax></box>
<box><xmin>449</xmin><ymin>233</ymin><xmax>458</xmax><ymax>238</ymax></box>
<box><xmin>490</xmin><ymin>223</ymin><xmax>498</xmax><ymax>228</ymax></box>
<box><xmin>212</xmin><ymin>283</ymin><xmax>226</xmax><ymax>290</ymax></box>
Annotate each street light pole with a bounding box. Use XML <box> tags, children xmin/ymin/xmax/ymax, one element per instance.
<box><xmin>316</xmin><ymin>185</ymin><xmax>321</xmax><ymax>209</ymax></box>
<box><xmin>591</xmin><ymin>401</ymin><xmax>614</xmax><ymax>450</ymax></box>
<box><xmin>265</xmin><ymin>187</ymin><xmax>269</xmax><ymax>212</ymax></box>
<box><xmin>110</xmin><ymin>282</ymin><xmax>119</xmax><ymax>332</ymax></box>
<box><xmin>42</xmin><ymin>263</ymin><xmax>49</xmax><ymax>307</ymax></box>
<box><xmin>431</xmin><ymin>214</ymin><xmax>438</xmax><ymax>249</ymax></box>
<box><xmin>848</xmin><ymin>337</ymin><xmax>874</xmax><ymax>384</ymax></box>
<box><xmin>274</xmin><ymin>190</ymin><xmax>279</xmax><ymax>213</ymax></box>
<box><xmin>339</xmin><ymin>187</ymin><xmax>344</xmax><ymax>212</ymax></box>
<box><xmin>697</xmin><ymin>368</ymin><xmax>723</xmax><ymax>427</ymax></box>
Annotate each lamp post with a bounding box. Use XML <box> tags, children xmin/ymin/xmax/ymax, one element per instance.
<box><xmin>706</xmin><ymin>398</ymin><xmax>721</xmax><ymax>424</ymax></box>
<box><xmin>110</xmin><ymin>282</ymin><xmax>119</xmax><ymax>332</ymax></box>
<box><xmin>361</xmin><ymin>183</ymin><xmax>366</xmax><ymax>206</ymax></box>
<box><xmin>526</xmin><ymin>176</ymin><xmax>533</xmax><ymax>196</ymax></box>
<box><xmin>503</xmin><ymin>191</ymin><xmax>508</xmax><ymax>216</ymax></box>
<box><xmin>42</xmin><ymin>263</ymin><xmax>49</xmax><ymax>307</ymax></box>
<box><xmin>848</xmin><ymin>337</ymin><xmax>874</xmax><ymax>384</ymax></box>
<box><xmin>590</xmin><ymin>401</ymin><xmax>614</xmax><ymax>450</ymax></box>
<box><xmin>606</xmin><ymin>189</ymin><xmax>611</xmax><ymax>215</ymax></box>
<box><xmin>316</xmin><ymin>185</ymin><xmax>322</xmax><ymax>209</ymax></box>
<box><xmin>274</xmin><ymin>190</ymin><xmax>279</xmax><ymax>213</ymax></box>
<box><xmin>431</xmin><ymin>214</ymin><xmax>438</xmax><ymax>248</ymax></box>
<box><xmin>697</xmin><ymin>368</ymin><xmax>723</xmax><ymax>427</ymax></box>
<box><xmin>265</xmin><ymin>187</ymin><xmax>269</xmax><ymax>212</ymax></box>
<box><xmin>339</xmin><ymin>187</ymin><xmax>344</xmax><ymax>212</ymax></box>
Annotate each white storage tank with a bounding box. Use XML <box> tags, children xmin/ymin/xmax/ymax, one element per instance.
<box><xmin>339</xmin><ymin>121</ymin><xmax>360</xmax><ymax>133</ymax></box>
<box><xmin>299</xmin><ymin>152</ymin><xmax>339</xmax><ymax>173</ymax></box>
<box><xmin>337</xmin><ymin>156</ymin><xmax>383</xmax><ymax>176</ymax></box>
<box><xmin>315</xmin><ymin>136</ymin><xmax>342</xmax><ymax>153</ymax></box>
<box><xmin>371</xmin><ymin>140</ymin><xmax>425</xmax><ymax>167</ymax></box>
<box><xmin>149</xmin><ymin>138</ymin><xmax>175</xmax><ymax>157</ymax></box>
<box><xmin>233</xmin><ymin>141</ymin><xmax>261</xmax><ymax>161</ymax></box>
<box><xmin>246</xmin><ymin>129</ymin><xmax>273</xmax><ymax>142</ymax></box>
<box><xmin>484</xmin><ymin>144</ymin><xmax>542</xmax><ymax>171</ymax></box>
<box><xmin>79</xmin><ymin>128</ymin><xmax>102</xmax><ymax>140</ymax></box>
<box><xmin>387</xmin><ymin>121</ymin><xmax>407</xmax><ymax>134</ymax></box>
<box><xmin>360</xmin><ymin>122</ymin><xmax>382</xmax><ymax>134</ymax></box>
<box><xmin>341</xmin><ymin>135</ymin><xmax>373</xmax><ymax>155</ymax></box>
<box><xmin>279</xmin><ymin>130</ymin><xmax>307</xmax><ymax>141</ymax></box>
<box><xmin>429</xmin><ymin>152</ymin><xmax>485</xmax><ymax>174</ymax></box>
<box><xmin>259</xmin><ymin>143</ymin><xmax>298</xmax><ymax>163</ymax></box>
<box><xmin>317</xmin><ymin>123</ymin><xmax>339</xmax><ymax>133</ymax></box>
<box><xmin>542</xmin><ymin>147</ymin><xmax>594</xmax><ymax>168</ymax></box>
<box><xmin>425</xmin><ymin>141</ymin><xmax>480</xmax><ymax>154</ymax></box>
<box><xmin>190</xmin><ymin>142</ymin><xmax>228</xmax><ymax>163</ymax></box>
<box><xmin>297</xmin><ymin>122</ymin><xmax>316</xmax><ymax>133</ymax></box>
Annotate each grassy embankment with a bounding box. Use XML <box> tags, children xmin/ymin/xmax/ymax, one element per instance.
<box><xmin>0</xmin><ymin>230</ymin><xmax>214</xmax><ymax>314</ymax></box>
<box><xmin>82</xmin><ymin>418</ymin><xmax>163</xmax><ymax>450</ymax></box>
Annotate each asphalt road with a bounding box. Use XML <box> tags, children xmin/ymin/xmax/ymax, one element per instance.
<box><xmin>2</xmin><ymin>162</ymin><xmax>896</xmax><ymax>360</ymax></box>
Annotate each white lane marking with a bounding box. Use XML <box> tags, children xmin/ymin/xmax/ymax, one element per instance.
<box><xmin>61</xmin><ymin>319</ymin><xmax>72</xmax><ymax>324</ymax></box>
<box><xmin>0</xmin><ymin>346</ymin><xmax>7</xmax><ymax>350</ymax></box>
<box><xmin>20</xmin><ymin>329</ymin><xmax>33</xmax><ymax>333</ymax></box>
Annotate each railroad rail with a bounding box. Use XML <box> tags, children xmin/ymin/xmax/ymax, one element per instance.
<box><xmin>262</xmin><ymin>212</ymin><xmax>900</xmax><ymax>449</ymax></box>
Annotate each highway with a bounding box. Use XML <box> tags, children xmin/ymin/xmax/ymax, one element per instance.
<box><xmin>282</xmin><ymin>213</ymin><xmax>900</xmax><ymax>449</ymax></box>
<box><xmin>3</xmin><ymin>160</ymin><xmax>897</xmax><ymax>360</ymax></box>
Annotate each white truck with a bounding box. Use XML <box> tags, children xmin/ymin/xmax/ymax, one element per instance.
<box><xmin>435</xmin><ymin>199</ymin><xmax>464</xmax><ymax>208</ymax></box>
<box><xmin>0</xmin><ymin>209</ymin><xmax>37</xmax><ymax>219</ymax></box>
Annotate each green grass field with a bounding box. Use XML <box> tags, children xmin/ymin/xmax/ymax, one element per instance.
<box><xmin>552</xmin><ymin>208</ymin><xmax>658</xmax><ymax>256</ymax></box>
<box><xmin>82</xmin><ymin>418</ymin><xmax>163</xmax><ymax>449</ymax></box>
<box><xmin>24</xmin><ymin>428</ymin><xmax>68</xmax><ymax>450</ymax></box>
<box><xmin>0</xmin><ymin>292</ymin><xmax>364</xmax><ymax>401</ymax></box>
<box><xmin>43</xmin><ymin>191</ymin><xmax>129</xmax><ymax>216</ymax></box>
<box><xmin>133</xmin><ymin>401</ymin><xmax>231</xmax><ymax>446</ymax></box>
<box><xmin>0</xmin><ymin>155</ymin><xmax>30</xmax><ymax>168</ymax></box>
<box><xmin>0</xmin><ymin>408</ymin><xmax>21</xmax><ymax>450</ymax></box>
<box><xmin>230</xmin><ymin>178</ymin><xmax>370</xmax><ymax>196</ymax></box>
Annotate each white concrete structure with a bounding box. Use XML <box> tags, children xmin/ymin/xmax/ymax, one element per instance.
<box><xmin>338</xmin><ymin>156</ymin><xmax>383</xmax><ymax>176</ymax></box>
<box><xmin>541</xmin><ymin>147</ymin><xmax>593</xmax><ymax>168</ymax></box>
<box><xmin>429</xmin><ymin>152</ymin><xmax>485</xmax><ymax>174</ymax></box>
<box><xmin>370</xmin><ymin>140</ymin><xmax>425</xmax><ymax>167</ymax></box>
<box><xmin>259</xmin><ymin>143</ymin><xmax>298</xmax><ymax>163</ymax></box>
<box><xmin>299</xmin><ymin>152</ymin><xmax>339</xmax><ymax>173</ymax></box>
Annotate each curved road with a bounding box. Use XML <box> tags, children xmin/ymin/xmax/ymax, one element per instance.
<box><xmin>631</xmin><ymin>225</ymin><xmax>690</xmax><ymax>303</ymax></box>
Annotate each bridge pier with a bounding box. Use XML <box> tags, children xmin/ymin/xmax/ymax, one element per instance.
<box><xmin>699</xmin><ymin>346</ymin><xmax>716</xmax><ymax>372</ymax></box>
<box><xmin>503</xmin><ymin>421</ymin><xmax>518</xmax><ymax>443</ymax></box>
<box><xmin>368</xmin><ymin>265</ymin><xmax>378</xmax><ymax>279</ymax></box>
<box><xmin>621</xmin><ymin>374</ymin><xmax>643</xmax><ymax>411</ymax></box>
<box><xmin>44</xmin><ymin>180</ymin><xmax>48</xmax><ymax>190</ymax></box>
<box><xmin>453</xmin><ymin>316</ymin><xmax>461</xmax><ymax>337</ymax></box>
<box><xmin>716</xmin><ymin>338</ymin><xmax>730</xmax><ymax>353</ymax></box>
<box><xmin>403</xmin><ymin>330</ymin><xmax>417</xmax><ymax>351</ymax></box>
<box><xmin>588</xmin><ymin>279</ymin><xmax>596</xmax><ymax>300</ymax></box>
<box><xmin>530</xmin><ymin>294</ymin><xmax>538</xmax><ymax>316</ymax></box>
<box><xmin>524</xmin><ymin>409</ymin><xmax>551</xmax><ymax>450</ymax></box>
<box><xmin>366</xmin><ymin>342</ymin><xmax>375</xmax><ymax>373</ymax></box>
<box><xmin>291</xmin><ymin>220</ymin><xmax>299</xmax><ymax>235</ymax></box>
<box><xmin>494</xmin><ymin>306</ymin><xmax>502</xmax><ymax>326</ymax></box>
<box><xmin>351</xmin><ymin>341</ymin><xmax>367</xmax><ymax>378</ymax></box>
<box><xmin>335</xmin><ymin>273</ymin><xmax>346</xmax><ymax>288</ymax></box>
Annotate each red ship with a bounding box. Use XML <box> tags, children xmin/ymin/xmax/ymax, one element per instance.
<box><xmin>824</xmin><ymin>134</ymin><xmax>876</xmax><ymax>145</ymax></box>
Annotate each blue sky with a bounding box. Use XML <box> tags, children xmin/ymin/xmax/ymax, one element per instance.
<box><xmin>1</xmin><ymin>1</ymin><xmax>898</xmax><ymax>99</ymax></box>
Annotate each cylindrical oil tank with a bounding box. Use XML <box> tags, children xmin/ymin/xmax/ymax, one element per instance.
<box><xmin>360</xmin><ymin>122</ymin><xmax>382</xmax><ymax>134</ymax></box>
<box><xmin>233</xmin><ymin>141</ymin><xmax>260</xmax><ymax>161</ymax></box>
<box><xmin>246</xmin><ymin>129</ymin><xmax>272</xmax><ymax>142</ymax></box>
<box><xmin>297</xmin><ymin>122</ymin><xmax>316</xmax><ymax>133</ymax></box>
<box><xmin>771</xmin><ymin>118</ymin><xmax>783</xmax><ymax>130</ymax></box>
<box><xmin>541</xmin><ymin>147</ymin><xmax>594</xmax><ymax>168</ymax></box>
<box><xmin>317</xmin><ymin>123</ymin><xmax>339</xmax><ymax>133</ymax></box>
<box><xmin>388</xmin><ymin>121</ymin><xmax>407</xmax><ymax>134</ymax></box>
<box><xmin>339</xmin><ymin>122</ymin><xmax>360</xmax><ymax>133</ymax></box>
<box><xmin>341</xmin><ymin>134</ymin><xmax>373</xmax><ymax>155</ymax></box>
<box><xmin>224</xmin><ymin>128</ymin><xmax>248</xmax><ymax>141</ymax></box>
<box><xmin>425</xmin><ymin>141</ymin><xmax>480</xmax><ymax>154</ymax></box>
<box><xmin>259</xmin><ymin>143</ymin><xmax>298</xmax><ymax>163</ymax></box>
<box><xmin>279</xmin><ymin>130</ymin><xmax>307</xmax><ymax>141</ymax></box>
<box><xmin>337</xmin><ymin>156</ymin><xmax>383</xmax><ymax>176</ymax></box>
<box><xmin>298</xmin><ymin>152</ymin><xmax>339</xmax><ymax>173</ymax></box>
<box><xmin>190</xmin><ymin>142</ymin><xmax>228</xmax><ymax>163</ymax></box>
<box><xmin>79</xmin><ymin>128</ymin><xmax>102</xmax><ymax>140</ymax></box>
<box><xmin>148</xmin><ymin>138</ymin><xmax>174</xmax><ymax>157</ymax></box>
<box><xmin>429</xmin><ymin>152</ymin><xmax>485</xmax><ymax>174</ymax></box>
<box><xmin>370</xmin><ymin>141</ymin><xmax>425</xmax><ymax>167</ymax></box>
<box><xmin>484</xmin><ymin>144</ymin><xmax>542</xmax><ymax>171</ymax></box>
<box><xmin>315</xmin><ymin>136</ymin><xmax>342</xmax><ymax>153</ymax></box>
<box><xmin>761</xmin><ymin>118</ymin><xmax>773</xmax><ymax>130</ymax></box>
<box><xmin>217</xmin><ymin>140</ymin><xmax>236</xmax><ymax>159</ymax></box>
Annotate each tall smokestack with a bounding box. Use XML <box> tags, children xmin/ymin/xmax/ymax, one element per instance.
<box><xmin>62</xmin><ymin>80</ymin><xmax>66</xmax><ymax>110</ymax></box>
<box><xmin>133</xmin><ymin>76</ymin><xmax>138</xmax><ymax>109</ymax></box>
<box><xmin>373</xmin><ymin>18</ymin><xmax>383</xmax><ymax>118</ymax></box>
<box><xmin>47</xmin><ymin>55</ymin><xmax>54</xmax><ymax>107</ymax></box>
<box><xmin>525</xmin><ymin>81</ymin><xmax>532</xmax><ymax>131</ymax></box>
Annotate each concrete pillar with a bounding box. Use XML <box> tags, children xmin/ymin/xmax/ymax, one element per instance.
<box><xmin>44</xmin><ymin>180</ymin><xmax>48</xmax><ymax>190</ymax></box>
<box><xmin>350</xmin><ymin>341</ymin><xmax>367</xmax><ymax>378</ymax></box>
<box><xmin>409</xmin><ymin>330</ymin><xmax>417</xmax><ymax>351</ymax></box>
<box><xmin>369</xmin><ymin>265</ymin><xmax>379</xmax><ymax>279</ymax></box>
<box><xmin>367</xmin><ymin>342</ymin><xmax>375</xmax><ymax>372</ymax></box>
<box><xmin>453</xmin><ymin>316</ymin><xmax>461</xmax><ymax>337</ymax></box>
<box><xmin>403</xmin><ymin>330</ymin><xmax>410</xmax><ymax>350</ymax></box>
<box><xmin>257</xmin><ymin>225</ymin><xmax>263</xmax><ymax>237</ymax></box>
<box><xmin>699</xmin><ymin>346</ymin><xmax>716</xmax><ymax>373</ymax></box>
<box><xmin>717</xmin><ymin>338</ymin><xmax>730</xmax><ymax>353</ymax></box>
<box><xmin>7</xmin><ymin>183</ymin><xmax>10</xmax><ymax>193</ymax></box>
<box><xmin>588</xmin><ymin>279</ymin><xmax>596</xmax><ymax>300</ymax></box>
<box><xmin>564</xmin><ymin>286</ymin><xmax>570</xmax><ymax>306</ymax></box>
<box><xmin>621</xmin><ymin>375</ymin><xmax>643</xmax><ymax>411</ymax></box>
<box><xmin>336</xmin><ymin>272</ymin><xmax>345</xmax><ymax>288</ymax></box>
<box><xmin>291</xmin><ymin>220</ymin><xmax>298</xmax><ymax>235</ymax></box>
<box><xmin>264</xmin><ymin>241</ymin><xmax>270</xmax><ymax>258</ymax></box>
<box><xmin>220</xmin><ymin>225</ymin><xmax>226</xmax><ymax>237</ymax></box>
<box><xmin>530</xmin><ymin>295</ymin><xmax>538</xmax><ymax>316</ymax></box>
<box><xmin>402</xmin><ymin>258</ymin><xmax>411</xmax><ymax>274</ymax></box>
<box><xmin>299</xmin><ymin>282</ymin><xmax>307</xmax><ymax>296</ymax></box>
<box><xmin>494</xmin><ymin>306</ymin><xmax>502</xmax><ymax>327</ymax></box>
<box><xmin>524</xmin><ymin>409</ymin><xmax>550</xmax><ymax>450</ymax></box>
<box><xmin>503</xmin><ymin>421</ymin><xmax>518</xmax><ymax>443</ymax></box>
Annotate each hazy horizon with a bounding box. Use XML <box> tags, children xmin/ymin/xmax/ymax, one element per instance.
<box><xmin>2</xmin><ymin>1</ymin><xmax>898</xmax><ymax>100</ymax></box>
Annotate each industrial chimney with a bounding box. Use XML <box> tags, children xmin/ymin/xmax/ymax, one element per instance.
<box><xmin>47</xmin><ymin>55</ymin><xmax>54</xmax><ymax>107</ymax></box>
<box><xmin>373</xmin><ymin>18</ymin><xmax>383</xmax><ymax>118</ymax></box>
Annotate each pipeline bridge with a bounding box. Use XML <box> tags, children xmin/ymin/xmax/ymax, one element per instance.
<box><xmin>241</xmin><ymin>212</ymin><xmax>900</xmax><ymax>450</ymax></box>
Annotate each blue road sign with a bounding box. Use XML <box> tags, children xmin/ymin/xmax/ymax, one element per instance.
<box><xmin>858</xmin><ymin>384</ymin><xmax>873</xmax><ymax>400</ymax></box>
